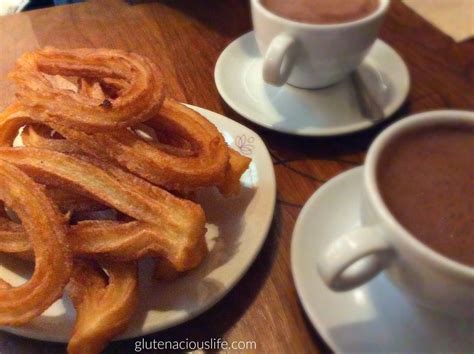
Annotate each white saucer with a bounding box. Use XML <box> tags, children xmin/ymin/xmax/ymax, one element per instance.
<box><xmin>0</xmin><ymin>105</ymin><xmax>276</xmax><ymax>342</ymax></box>
<box><xmin>291</xmin><ymin>167</ymin><xmax>474</xmax><ymax>352</ymax></box>
<box><xmin>215</xmin><ymin>32</ymin><xmax>410</xmax><ymax>136</ymax></box>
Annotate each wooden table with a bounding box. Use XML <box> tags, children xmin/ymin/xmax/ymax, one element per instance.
<box><xmin>0</xmin><ymin>0</ymin><xmax>472</xmax><ymax>353</ymax></box>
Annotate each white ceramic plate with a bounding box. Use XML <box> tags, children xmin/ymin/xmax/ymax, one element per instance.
<box><xmin>215</xmin><ymin>32</ymin><xmax>410</xmax><ymax>136</ymax></box>
<box><xmin>0</xmin><ymin>104</ymin><xmax>276</xmax><ymax>343</ymax></box>
<box><xmin>291</xmin><ymin>167</ymin><xmax>474</xmax><ymax>352</ymax></box>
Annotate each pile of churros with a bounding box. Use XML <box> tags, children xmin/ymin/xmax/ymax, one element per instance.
<box><xmin>0</xmin><ymin>47</ymin><xmax>251</xmax><ymax>353</ymax></box>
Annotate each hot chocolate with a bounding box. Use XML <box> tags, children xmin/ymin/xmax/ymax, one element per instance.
<box><xmin>260</xmin><ymin>0</ymin><xmax>380</xmax><ymax>24</ymax></box>
<box><xmin>377</xmin><ymin>123</ymin><xmax>474</xmax><ymax>267</ymax></box>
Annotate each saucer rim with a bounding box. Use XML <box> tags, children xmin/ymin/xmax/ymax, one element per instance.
<box><xmin>290</xmin><ymin>166</ymin><xmax>474</xmax><ymax>352</ymax></box>
<box><xmin>215</xmin><ymin>31</ymin><xmax>411</xmax><ymax>137</ymax></box>
<box><xmin>291</xmin><ymin>167</ymin><xmax>363</xmax><ymax>352</ymax></box>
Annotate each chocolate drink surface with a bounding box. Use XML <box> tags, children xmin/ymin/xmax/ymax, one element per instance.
<box><xmin>377</xmin><ymin>123</ymin><xmax>474</xmax><ymax>267</ymax></box>
<box><xmin>260</xmin><ymin>0</ymin><xmax>379</xmax><ymax>24</ymax></box>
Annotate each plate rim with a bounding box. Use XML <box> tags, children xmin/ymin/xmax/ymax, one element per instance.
<box><xmin>1</xmin><ymin>104</ymin><xmax>277</xmax><ymax>343</ymax></box>
<box><xmin>215</xmin><ymin>31</ymin><xmax>411</xmax><ymax>137</ymax></box>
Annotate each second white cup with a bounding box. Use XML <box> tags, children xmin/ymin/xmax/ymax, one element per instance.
<box><xmin>251</xmin><ymin>0</ymin><xmax>390</xmax><ymax>88</ymax></box>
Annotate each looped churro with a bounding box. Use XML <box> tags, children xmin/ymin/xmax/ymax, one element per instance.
<box><xmin>49</xmin><ymin>98</ymin><xmax>232</xmax><ymax>192</ymax></box>
<box><xmin>9</xmin><ymin>47</ymin><xmax>165</xmax><ymax>132</ymax></box>
<box><xmin>0</xmin><ymin>160</ymin><xmax>71</xmax><ymax>325</ymax></box>
<box><xmin>0</xmin><ymin>100</ymin><xmax>250</xmax><ymax>197</ymax></box>
<box><xmin>0</xmin><ymin>147</ymin><xmax>207</xmax><ymax>271</ymax></box>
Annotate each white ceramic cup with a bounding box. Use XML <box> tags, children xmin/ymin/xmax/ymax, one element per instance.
<box><xmin>251</xmin><ymin>0</ymin><xmax>390</xmax><ymax>88</ymax></box>
<box><xmin>317</xmin><ymin>110</ymin><xmax>474</xmax><ymax>318</ymax></box>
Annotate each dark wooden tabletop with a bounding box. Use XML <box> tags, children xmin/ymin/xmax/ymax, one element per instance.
<box><xmin>0</xmin><ymin>0</ymin><xmax>472</xmax><ymax>353</ymax></box>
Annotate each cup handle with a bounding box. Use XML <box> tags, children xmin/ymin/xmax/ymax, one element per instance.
<box><xmin>262</xmin><ymin>34</ymin><xmax>297</xmax><ymax>86</ymax></box>
<box><xmin>317</xmin><ymin>226</ymin><xmax>393</xmax><ymax>291</ymax></box>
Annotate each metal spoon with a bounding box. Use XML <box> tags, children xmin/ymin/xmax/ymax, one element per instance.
<box><xmin>350</xmin><ymin>70</ymin><xmax>385</xmax><ymax>123</ymax></box>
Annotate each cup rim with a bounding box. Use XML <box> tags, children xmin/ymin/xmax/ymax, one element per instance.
<box><xmin>251</xmin><ymin>0</ymin><xmax>390</xmax><ymax>30</ymax></box>
<box><xmin>365</xmin><ymin>110</ymin><xmax>474</xmax><ymax>277</ymax></box>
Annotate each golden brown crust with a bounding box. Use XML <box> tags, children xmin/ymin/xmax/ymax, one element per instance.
<box><xmin>0</xmin><ymin>46</ymin><xmax>252</xmax><ymax>349</ymax></box>
<box><xmin>0</xmin><ymin>161</ymin><xmax>71</xmax><ymax>325</ymax></box>
<box><xmin>67</xmin><ymin>260</ymin><xmax>138</xmax><ymax>354</ymax></box>
<box><xmin>0</xmin><ymin>147</ymin><xmax>207</xmax><ymax>271</ymax></box>
<box><xmin>9</xmin><ymin>47</ymin><xmax>165</xmax><ymax>132</ymax></box>
<box><xmin>50</xmin><ymin>98</ymin><xmax>231</xmax><ymax>192</ymax></box>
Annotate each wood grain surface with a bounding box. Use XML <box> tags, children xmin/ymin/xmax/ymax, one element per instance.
<box><xmin>0</xmin><ymin>0</ymin><xmax>472</xmax><ymax>353</ymax></box>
